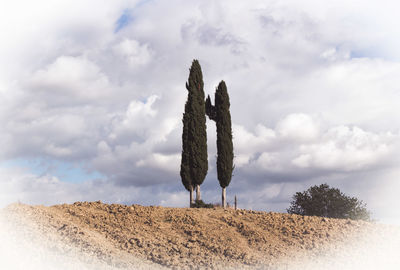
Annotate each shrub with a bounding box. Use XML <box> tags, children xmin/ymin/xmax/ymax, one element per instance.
<box><xmin>287</xmin><ymin>183</ymin><xmax>370</xmax><ymax>221</ymax></box>
<box><xmin>190</xmin><ymin>200</ymin><xmax>214</xmax><ymax>208</ymax></box>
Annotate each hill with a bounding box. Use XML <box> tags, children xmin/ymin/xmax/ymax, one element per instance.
<box><xmin>0</xmin><ymin>202</ymin><xmax>399</xmax><ymax>269</ymax></box>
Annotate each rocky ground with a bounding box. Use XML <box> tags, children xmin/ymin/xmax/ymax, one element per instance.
<box><xmin>0</xmin><ymin>202</ymin><xmax>399</xmax><ymax>270</ymax></box>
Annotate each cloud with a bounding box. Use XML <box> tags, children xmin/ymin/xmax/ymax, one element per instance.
<box><xmin>235</xmin><ymin>118</ymin><xmax>396</xmax><ymax>180</ymax></box>
<box><xmin>0</xmin><ymin>165</ymin><xmax>186</xmax><ymax>208</ymax></box>
<box><xmin>112</xmin><ymin>39</ymin><xmax>152</xmax><ymax>67</ymax></box>
<box><xmin>232</xmin><ymin>124</ymin><xmax>276</xmax><ymax>167</ymax></box>
<box><xmin>276</xmin><ymin>114</ymin><xmax>319</xmax><ymax>142</ymax></box>
<box><xmin>30</xmin><ymin>56</ymin><xmax>113</xmax><ymax>104</ymax></box>
<box><xmin>1</xmin><ymin>0</ymin><xmax>400</xmax><ymax>224</ymax></box>
<box><xmin>292</xmin><ymin>126</ymin><xmax>393</xmax><ymax>171</ymax></box>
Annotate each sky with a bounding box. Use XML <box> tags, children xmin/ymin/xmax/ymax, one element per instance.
<box><xmin>1</xmin><ymin>0</ymin><xmax>400</xmax><ymax>225</ymax></box>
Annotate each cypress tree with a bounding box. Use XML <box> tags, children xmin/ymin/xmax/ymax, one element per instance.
<box><xmin>205</xmin><ymin>95</ymin><xmax>216</xmax><ymax>121</ymax></box>
<box><xmin>180</xmin><ymin>100</ymin><xmax>193</xmax><ymax>204</ymax></box>
<box><xmin>215</xmin><ymin>81</ymin><xmax>234</xmax><ymax>208</ymax></box>
<box><xmin>180</xmin><ymin>60</ymin><xmax>208</xmax><ymax>204</ymax></box>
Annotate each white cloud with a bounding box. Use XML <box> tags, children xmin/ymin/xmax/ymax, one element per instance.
<box><xmin>113</xmin><ymin>39</ymin><xmax>152</xmax><ymax>67</ymax></box>
<box><xmin>30</xmin><ymin>56</ymin><xmax>112</xmax><ymax>102</ymax></box>
<box><xmin>292</xmin><ymin>126</ymin><xmax>393</xmax><ymax>171</ymax></box>
<box><xmin>233</xmin><ymin>124</ymin><xmax>276</xmax><ymax>167</ymax></box>
<box><xmin>136</xmin><ymin>153</ymin><xmax>180</xmax><ymax>173</ymax></box>
<box><xmin>255</xmin><ymin>152</ymin><xmax>282</xmax><ymax>172</ymax></box>
<box><xmin>276</xmin><ymin>113</ymin><xmax>319</xmax><ymax>142</ymax></box>
<box><xmin>108</xmin><ymin>95</ymin><xmax>159</xmax><ymax>141</ymax></box>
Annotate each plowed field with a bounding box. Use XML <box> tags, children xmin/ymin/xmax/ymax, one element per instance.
<box><xmin>1</xmin><ymin>202</ymin><xmax>399</xmax><ymax>269</ymax></box>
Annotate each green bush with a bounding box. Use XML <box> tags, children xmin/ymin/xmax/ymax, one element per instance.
<box><xmin>287</xmin><ymin>183</ymin><xmax>370</xmax><ymax>221</ymax></box>
<box><xmin>190</xmin><ymin>200</ymin><xmax>214</xmax><ymax>208</ymax></box>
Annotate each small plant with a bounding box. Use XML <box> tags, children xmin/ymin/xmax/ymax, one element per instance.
<box><xmin>190</xmin><ymin>200</ymin><xmax>214</xmax><ymax>208</ymax></box>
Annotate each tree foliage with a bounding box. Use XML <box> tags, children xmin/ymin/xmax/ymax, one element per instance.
<box><xmin>180</xmin><ymin>60</ymin><xmax>208</xmax><ymax>197</ymax></box>
<box><xmin>287</xmin><ymin>183</ymin><xmax>370</xmax><ymax>221</ymax></box>
<box><xmin>215</xmin><ymin>81</ymin><xmax>234</xmax><ymax>188</ymax></box>
<box><xmin>180</xmin><ymin>99</ymin><xmax>191</xmax><ymax>192</ymax></box>
<box><xmin>205</xmin><ymin>95</ymin><xmax>216</xmax><ymax>121</ymax></box>
<box><xmin>205</xmin><ymin>81</ymin><xmax>234</xmax><ymax>207</ymax></box>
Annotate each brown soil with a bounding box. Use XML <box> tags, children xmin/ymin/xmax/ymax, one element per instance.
<box><xmin>1</xmin><ymin>201</ymin><xmax>399</xmax><ymax>269</ymax></box>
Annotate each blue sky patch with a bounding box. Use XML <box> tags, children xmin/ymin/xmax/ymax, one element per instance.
<box><xmin>2</xmin><ymin>158</ymin><xmax>103</xmax><ymax>183</ymax></box>
<box><xmin>115</xmin><ymin>1</ymin><xmax>155</xmax><ymax>33</ymax></box>
<box><xmin>350</xmin><ymin>46</ymin><xmax>386</xmax><ymax>60</ymax></box>
<box><xmin>115</xmin><ymin>9</ymin><xmax>133</xmax><ymax>32</ymax></box>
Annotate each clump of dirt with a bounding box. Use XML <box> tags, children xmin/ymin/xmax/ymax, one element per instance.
<box><xmin>1</xmin><ymin>202</ymin><xmax>399</xmax><ymax>269</ymax></box>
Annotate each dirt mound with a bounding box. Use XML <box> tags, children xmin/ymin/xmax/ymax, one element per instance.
<box><xmin>1</xmin><ymin>202</ymin><xmax>399</xmax><ymax>269</ymax></box>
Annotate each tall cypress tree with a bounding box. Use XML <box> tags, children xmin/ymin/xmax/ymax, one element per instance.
<box><xmin>205</xmin><ymin>95</ymin><xmax>216</xmax><ymax>121</ymax></box>
<box><xmin>180</xmin><ymin>100</ymin><xmax>193</xmax><ymax>204</ymax></box>
<box><xmin>180</xmin><ymin>60</ymin><xmax>208</xmax><ymax>204</ymax></box>
<box><xmin>214</xmin><ymin>81</ymin><xmax>234</xmax><ymax>208</ymax></box>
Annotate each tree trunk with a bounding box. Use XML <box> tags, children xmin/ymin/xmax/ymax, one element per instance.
<box><xmin>196</xmin><ymin>184</ymin><xmax>201</xmax><ymax>201</ymax></box>
<box><xmin>189</xmin><ymin>186</ymin><xmax>194</xmax><ymax>206</ymax></box>
<box><xmin>222</xmin><ymin>187</ymin><xmax>226</xmax><ymax>208</ymax></box>
<box><xmin>234</xmin><ymin>195</ymin><xmax>237</xmax><ymax>210</ymax></box>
